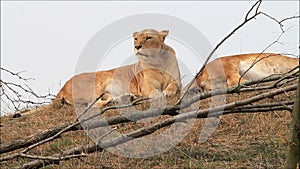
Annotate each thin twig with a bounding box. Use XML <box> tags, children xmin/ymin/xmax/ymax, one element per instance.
<box><xmin>0</xmin><ymin>97</ymin><xmax>148</xmax><ymax>161</ymax></box>
<box><xmin>1</xmin><ymin>72</ymin><xmax>297</xmax><ymax>155</ymax></box>
<box><xmin>260</xmin><ymin>12</ymin><xmax>300</xmax><ymax>32</ymax></box>
<box><xmin>14</xmin><ymin>83</ymin><xmax>297</xmax><ymax>169</ymax></box>
<box><xmin>177</xmin><ymin>0</ymin><xmax>263</xmax><ymax>104</ymax></box>
<box><xmin>1</xmin><ymin>67</ymin><xmax>55</xmax><ymax>113</ymax></box>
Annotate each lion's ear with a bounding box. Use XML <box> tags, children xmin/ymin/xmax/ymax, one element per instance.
<box><xmin>133</xmin><ymin>32</ymin><xmax>138</xmax><ymax>37</ymax></box>
<box><xmin>160</xmin><ymin>30</ymin><xmax>169</xmax><ymax>41</ymax></box>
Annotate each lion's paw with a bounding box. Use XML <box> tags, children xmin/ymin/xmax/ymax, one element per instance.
<box><xmin>112</xmin><ymin>93</ymin><xmax>137</xmax><ymax>105</ymax></box>
<box><xmin>162</xmin><ymin>89</ymin><xmax>178</xmax><ymax>97</ymax></box>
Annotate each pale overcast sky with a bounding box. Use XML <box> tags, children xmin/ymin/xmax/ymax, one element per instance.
<box><xmin>1</xmin><ymin>1</ymin><xmax>299</xmax><ymax>113</ymax></box>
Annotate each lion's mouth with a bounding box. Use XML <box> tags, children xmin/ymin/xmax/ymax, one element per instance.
<box><xmin>136</xmin><ymin>52</ymin><xmax>148</xmax><ymax>57</ymax></box>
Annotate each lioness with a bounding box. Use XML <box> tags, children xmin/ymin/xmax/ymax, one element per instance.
<box><xmin>185</xmin><ymin>53</ymin><xmax>299</xmax><ymax>92</ymax></box>
<box><xmin>55</xmin><ymin>29</ymin><xmax>181</xmax><ymax>107</ymax></box>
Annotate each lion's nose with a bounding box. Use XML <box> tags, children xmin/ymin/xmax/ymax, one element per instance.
<box><xmin>135</xmin><ymin>45</ymin><xmax>142</xmax><ymax>50</ymax></box>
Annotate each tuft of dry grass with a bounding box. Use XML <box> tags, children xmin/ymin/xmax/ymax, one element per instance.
<box><xmin>0</xmin><ymin>90</ymin><xmax>295</xmax><ymax>169</ymax></box>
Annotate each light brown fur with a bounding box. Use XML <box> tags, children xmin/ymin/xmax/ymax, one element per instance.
<box><xmin>55</xmin><ymin>29</ymin><xmax>181</xmax><ymax>107</ymax></box>
<box><xmin>186</xmin><ymin>53</ymin><xmax>299</xmax><ymax>92</ymax></box>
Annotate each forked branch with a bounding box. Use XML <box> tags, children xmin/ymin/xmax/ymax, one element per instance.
<box><xmin>0</xmin><ymin>71</ymin><xmax>297</xmax><ymax>155</ymax></box>
<box><xmin>1</xmin><ymin>67</ymin><xmax>55</xmax><ymax>113</ymax></box>
<box><xmin>14</xmin><ymin>83</ymin><xmax>297</xmax><ymax>169</ymax></box>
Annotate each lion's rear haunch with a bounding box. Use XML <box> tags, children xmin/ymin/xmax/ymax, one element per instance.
<box><xmin>55</xmin><ymin>29</ymin><xmax>182</xmax><ymax>107</ymax></box>
<box><xmin>185</xmin><ymin>53</ymin><xmax>299</xmax><ymax>93</ymax></box>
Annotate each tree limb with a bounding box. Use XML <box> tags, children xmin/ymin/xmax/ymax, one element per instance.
<box><xmin>6</xmin><ymin>83</ymin><xmax>297</xmax><ymax>168</ymax></box>
<box><xmin>1</xmin><ymin>67</ymin><xmax>55</xmax><ymax>114</ymax></box>
<box><xmin>1</xmin><ymin>73</ymin><xmax>297</xmax><ymax>155</ymax></box>
<box><xmin>178</xmin><ymin>0</ymin><xmax>263</xmax><ymax>104</ymax></box>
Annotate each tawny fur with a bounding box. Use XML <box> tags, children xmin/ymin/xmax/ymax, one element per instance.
<box><xmin>55</xmin><ymin>29</ymin><xmax>181</xmax><ymax>107</ymax></box>
<box><xmin>186</xmin><ymin>53</ymin><xmax>299</xmax><ymax>92</ymax></box>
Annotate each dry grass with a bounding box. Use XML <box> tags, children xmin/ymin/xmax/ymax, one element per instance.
<box><xmin>0</xmin><ymin>90</ymin><xmax>295</xmax><ymax>169</ymax></box>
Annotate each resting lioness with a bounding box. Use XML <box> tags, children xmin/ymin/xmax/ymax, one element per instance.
<box><xmin>185</xmin><ymin>53</ymin><xmax>299</xmax><ymax>92</ymax></box>
<box><xmin>55</xmin><ymin>29</ymin><xmax>181</xmax><ymax>107</ymax></box>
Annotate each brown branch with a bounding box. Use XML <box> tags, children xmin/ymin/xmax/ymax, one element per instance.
<box><xmin>271</xmin><ymin>67</ymin><xmax>299</xmax><ymax>87</ymax></box>
<box><xmin>1</xmin><ymin>72</ymin><xmax>296</xmax><ymax>155</ymax></box>
<box><xmin>14</xmin><ymin>127</ymin><xmax>117</xmax><ymax>163</ymax></box>
<box><xmin>1</xmin><ymin>2</ymin><xmax>299</xmax><ymax>168</ymax></box>
<box><xmin>19</xmin><ymin>99</ymin><xmax>145</xmax><ymax>154</ymax></box>
<box><xmin>0</xmin><ymin>123</ymin><xmax>80</xmax><ymax>154</ymax></box>
<box><xmin>19</xmin><ymin>153</ymin><xmax>87</xmax><ymax>161</ymax></box>
<box><xmin>237</xmin><ymin>11</ymin><xmax>300</xmax><ymax>83</ymax></box>
<box><xmin>1</xmin><ymin>0</ymin><xmax>297</xmax><ymax>154</ymax></box>
<box><xmin>15</xmin><ymin>83</ymin><xmax>297</xmax><ymax>169</ymax></box>
<box><xmin>179</xmin><ymin>0</ymin><xmax>299</xmax><ymax>104</ymax></box>
<box><xmin>260</xmin><ymin>12</ymin><xmax>300</xmax><ymax>32</ymax></box>
<box><xmin>0</xmin><ymin>98</ymin><xmax>147</xmax><ymax>161</ymax></box>
<box><xmin>15</xmin><ymin>144</ymin><xmax>101</xmax><ymax>169</ymax></box>
<box><xmin>224</xmin><ymin>106</ymin><xmax>292</xmax><ymax>113</ymax></box>
<box><xmin>224</xmin><ymin>100</ymin><xmax>294</xmax><ymax>113</ymax></box>
<box><xmin>13</xmin><ymin>103</ymin><xmax>290</xmax><ymax>169</ymax></box>
<box><xmin>1</xmin><ymin>68</ymin><xmax>55</xmax><ymax>113</ymax></box>
<box><xmin>0</xmin><ymin>81</ymin><xmax>294</xmax><ymax>161</ymax></box>
<box><xmin>238</xmin><ymin>69</ymin><xmax>299</xmax><ymax>92</ymax></box>
<box><xmin>178</xmin><ymin>0</ymin><xmax>263</xmax><ymax>104</ymax></box>
<box><xmin>230</xmin><ymin>100</ymin><xmax>294</xmax><ymax>109</ymax></box>
<box><xmin>0</xmin><ymin>68</ymin><xmax>34</xmax><ymax>81</ymax></box>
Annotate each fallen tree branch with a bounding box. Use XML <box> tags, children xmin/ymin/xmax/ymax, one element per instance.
<box><xmin>1</xmin><ymin>73</ymin><xmax>297</xmax><ymax>155</ymax></box>
<box><xmin>11</xmin><ymin>127</ymin><xmax>117</xmax><ymax>164</ymax></box>
<box><xmin>227</xmin><ymin>100</ymin><xmax>294</xmax><ymax>110</ymax></box>
<box><xmin>0</xmin><ymin>123</ymin><xmax>78</xmax><ymax>154</ymax></box>
<box><xmin>1</xmin><ymin>1</ymin><xmax>298</xmax><ymax>168</ymax></box>
<box><xmin>0</xmin><ymin>98</ymin><xmax>147</xmax><ymax>161</ymax></box>
<box><xmin>8</xmin><ymin>83</ymin><xmax>297</xmax><ymax>169</ymax></box>
<box><xmin>224</xmin><ymin>105</ymin><xmax>293</xmax><ymax>114</ymax></box>
<box><xmin>259</xmin><ymin>12</ymin><xmax>300</xmax><ymax>32</ymax></box>
<box><xmin>13</xmin><ymin>103</ymin><xmax>290</xmax><ymax>169</ymax></box>
<box><xmin>15</xmin><ymin>144</ymin><xmax>102</xmax><ymax>169</ymax></box>
<box><xmin>177</xmin><ymin>0</ymin><xmax>263</xmax><ymax>104</ymax></box>
<box><xmin>19</xmin><ymin>153</ymin><xmax>87</xmax><ymax>161</ymax></box>
<box><xmin>0</xmin><ymin>67</ymin><xmax>55</xmax><ymax>113</ymax></box>
<box><xmin>1</xmin><ymin>0</ymin><xmax>298</xmax><ymax>156</ymax></box>
<box><xmin>179</xmin><ymin>0</ymin><xmax>299</xmax><ymax>104</ymax></box>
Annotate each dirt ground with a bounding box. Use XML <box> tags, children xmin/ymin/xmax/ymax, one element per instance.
<box><xmin>0</xmin><ymin>89</ymin><xmax>296</xmax><ymax>169</ymax></box>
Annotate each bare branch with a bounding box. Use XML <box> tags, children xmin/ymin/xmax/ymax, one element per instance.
<box><xmin>260</xmin><ymin>12</ymin><xmax>300</xmax><ymax>32</ymax></box>
<box><xmin>0</xmin><ymin>97</ymin><xmax>148</xmax><ymax>161</ymax></box>
<box><xmin>1</xmin><ymin>1</ymin><xmax>299</xmax><ymax>168</ymax></box>
<box><xmin>1</xmin><ymin>67</ymin><xmax>55</xmax><ymax>114</ymax></box>
<box><xmin>13</xmin><ymin>83</ymin><xmax>297</xmax><ymax>169</ymax></box>
<box><xmin>19</xmin><ymin>153</ymin><xmax>87</xmax><ymax>161</ymax></box>
<box><xmin>225</xmin><ymin>100</ymin><xmax>294</xmax><ymax>113</ymax></box>
<box><xmin>245</xmin><ymin>0</ymin><xmax>262</xmax><ymax>21</ymax></box>
<box><xmin>14</xmin><ymin>128</ymin><xmax>118</xmax><ymax>162</ymax></box>
<box><xmin>0</xmin><ymin>68</ymin><xmax>34</xmax><ymax>81</ymax></box>
<box><xmin>238</xmin><ymin>67</ymin><xmax>299</xmax><ymax>92</ymax></box>
<box><xmin>0</xmin><ymin>123</ymin><xmax>77</xmax><ymax>154</ymax></box>
<box><xmin>178</xmin><ymin>0</ymin><xmax>299</xmax><ymax>105</ymax></box>
<box><xmin>1</xmin><ymin>72</ymin><xmax>297</xmax><ymax>155</ymax></box>
<box><xmin>1</xmin><ymin>81</ymin><xmax>297</xmax><ymax>163</ymax></box>
<box><xmin>178</xmin><ymin>0</ymin><xmax>264</xmax><ymax>104</ymax></box>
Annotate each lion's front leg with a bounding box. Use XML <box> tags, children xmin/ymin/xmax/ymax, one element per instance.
<box><xmin>96</xmin><ymin>92</ymin><xmax>137</xmax><ymax>107</ymax></box>
<box><xmin>111</xmin><ymin>93</ymin><xmax>137</xmax><ymax>105</ymax></box>
<box><xmin>140</xmin><ymin>79</ymin><xmax>164</xmax><ymax>98</ymax></box>
<box><xmin>96</xmin><ymin>92</ymin><xmax>114</xmax><ymax>107</ymax></box>
<box><xmin>163</xmin><ymin>81</ymin><xmax>180</xmax><ymax>97</ymax></box>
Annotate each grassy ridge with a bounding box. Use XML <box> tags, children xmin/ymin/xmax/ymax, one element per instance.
<box><xmin>0</xmin><ymin>91</ymin><xmax>293</xmax><ymax>169</ymax></box>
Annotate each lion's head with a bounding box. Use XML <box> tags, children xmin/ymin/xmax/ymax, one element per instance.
<box><xmin>133</xmin><ymin>29</ymin><xmax>169</xmax><ymax>59</ymax></box>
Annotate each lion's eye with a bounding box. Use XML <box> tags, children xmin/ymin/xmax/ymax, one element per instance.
<box><xmin>134</xmin><ymin>38</ymin><xmax>137</xmax><ymax>41</ymax></box>
<box><xmin>146</xmin><ymin>36</ymin><xmax>152</xmax><ymax>40</ymax></box>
